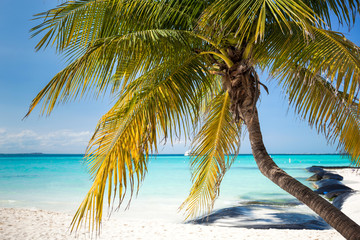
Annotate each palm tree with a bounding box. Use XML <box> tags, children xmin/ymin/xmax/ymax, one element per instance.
<box><xmin>27</xmin><ymin>0</ymin><xmax>360</xmax><ymax>238</ymax></box>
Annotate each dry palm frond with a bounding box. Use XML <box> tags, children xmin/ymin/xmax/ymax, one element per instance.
<box><xmin>71</xmin><ymin>52</ymin><xmax>213</xmax><ymax>232</ymax></box>
<box><xmin>180</xmin><ymin>91</ymin><xmax>242</xmax><ymax>219</ymax></box>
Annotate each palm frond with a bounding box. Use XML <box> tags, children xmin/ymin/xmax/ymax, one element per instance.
<box><xmin>180</xmin><ymin>91</ymin><xmax>242</xmax><ymax>219</ymax></box>
<box><xmin>25</xmin><ymin>29</ymin><xmax>203</xmax><ymax>117</ymax></box>
<box><xmin>71</xmin><ymin>52</ymin><xmax>214</xmax><ymax>232</ymax></box>
<box><xmin>198</xmin><ymin>0</ymin><xmax>319</xmax><ymax>44</ymax></box>
<box><xmin>256</xmin><ymin>24</ymin><xmax>360</xmax><ymax>162</ymax></box>
<box><xmin>279</xmin><ymin>67</ymin><xmax>360</xmax><ymax>164</ymax></box>
<box><xmin>302</xmin><ymin>0</ymin><xmax>360</xmax><ymax>27</ymax></box>
<box><xmin>31</xmin><ymin>0</ymin><xmax>208</xmax><ymax>54</ymax></box>
<box><xmin>71</xmin><ymin>93</ymin><xmax>153</xmax><ymax>232</ymax></box>
<box><xmin>32</xmin><ymin>0</ymin><xmax>107</xmax><ymax>52</ymax></box>
<box><xmin>256</xmin><ymin>26</ymin><xmax>360</xmax><ymax>106</ymax></box>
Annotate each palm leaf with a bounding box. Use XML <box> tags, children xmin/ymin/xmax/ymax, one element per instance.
<box><xmin>31</xmin><ymin>0</ymin><xmax>208</xmax><ymax>54</ymax></box>
<box><xmin>256</xmin><ymin>25</ymin><xmax>360</xmax><ymax>106</ymax></box>
<box><xmin>198</xmin><ymin>0</ymin><xmax>319</xmax><ymax>44</ymax></box>
<box><xmin>180</xmin><ymin>91</ymin><xmax>242</xmax><ymax>219</ymax></box>
<box><xmin>32</xmin><ymin>0</ymin><xmax>108</xmax><ymax>52</ymax></box>
<box><xmin>256</xmin><ymin>24</ymin><xmax>360</xmax><ymax>163</ymax></box>
<box><xmin>279</xmin><ymin>67</ymin><xmax>360</xmax><ymax>164</ymax></box>
<box><xmin>71</xmin><ymin>52</ymin><xmax>214</xmax><ymax>232</ymax></box>
<box><xmin>25</xmin><ymin>29</ymin><xmax>204</xmax><ymax>117</ymax></box>
<box><xmin>302</xmin><ymin>0</ymin><xmax>360</xmax><ymax>27</ymax></box>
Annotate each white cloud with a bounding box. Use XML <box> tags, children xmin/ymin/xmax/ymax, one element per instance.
<box><xmin>0</xmin><ymin>128</ymin><xmax>92</xmax><ymax>153</ymax></box>
<box><xmin>0</xmin><ymin>128</ymin><xmax>6</xmax><ymax>135</ymax></box>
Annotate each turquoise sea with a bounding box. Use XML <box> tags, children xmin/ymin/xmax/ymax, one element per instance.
<box><xmin>0</xmin><ymin>154</ymin><xmax>354</xmax><ymax>226</ymax></box>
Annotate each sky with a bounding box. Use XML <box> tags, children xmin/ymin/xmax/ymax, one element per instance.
<box><xmin>0</xmin><ymin>0</ymin><xmax>359</xmax><ymax>154</ymax></box>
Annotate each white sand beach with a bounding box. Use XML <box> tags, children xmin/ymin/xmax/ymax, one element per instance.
<box><xmin>0</xmin><ymin>208</ymin><xmax>343</xmax><ymax>240</ymax></box>
<box><xmin>1</xmin><ymin>168</ymin><xmax>359</xmax><ymax>240</ymax></box>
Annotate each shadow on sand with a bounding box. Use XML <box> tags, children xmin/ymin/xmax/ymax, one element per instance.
<box><xmin>189</xmin><ymin>201</ymin><xmax>330</xmax><ymax>230</ymax></box>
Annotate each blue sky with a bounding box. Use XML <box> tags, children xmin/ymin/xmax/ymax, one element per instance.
<box><xmin>0</xmin><ymin>0</ymin><xmax>359</xmax><ymax>154</ymax></box>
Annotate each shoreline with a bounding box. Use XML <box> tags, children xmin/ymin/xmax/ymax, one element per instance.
<box><xmin>1</xmin><ymin>167</ymin><xmax>359</xmax><ymax>239</ymax></box>
<box><xmin>313</xmin><ymin>165</ymin><xmax>360</xmax><ymax>169</ymax></box>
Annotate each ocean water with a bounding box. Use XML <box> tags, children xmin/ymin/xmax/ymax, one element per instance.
<box><xmin>0</xmin><ymin>154</ymin><xmax>354</xmax><ymax>225</ymax></box>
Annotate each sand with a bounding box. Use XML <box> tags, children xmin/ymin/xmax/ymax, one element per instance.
<box><xmin>0</xmin><ymin>208</ymin><xmax>343</xmax><ymax>240</ymax></box>
<box><xmin>1</xmin><ymin>168</ymin><xmax>359</xmax><ymax>240</ymax></box>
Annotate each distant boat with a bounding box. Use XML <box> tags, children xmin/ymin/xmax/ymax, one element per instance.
<box><xmin>184</xmin><ymin>150</ymin><xmax>191</xmax><ymax>156</ymax></box>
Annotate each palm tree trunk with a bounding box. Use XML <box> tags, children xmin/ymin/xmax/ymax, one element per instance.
<box><xmin>243</xmin><ymin>107</ymin><xmax>360</xmax><ymax>240</ymax></box>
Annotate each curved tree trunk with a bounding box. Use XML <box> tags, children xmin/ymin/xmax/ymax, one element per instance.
<box><xmin>219</xmin><ymin>47</ymin><xmax>360</xmax><ymax>239</ymax></box>
<box><xmin>243</xmin><ymin>107</ymin><xmax>360</xmax><ymax>240</ymax></box>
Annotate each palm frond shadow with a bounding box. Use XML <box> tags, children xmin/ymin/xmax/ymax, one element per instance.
<box><xmin>188</xmin><ymin>201</ymin><xmax>330</xmax><ymax>230</ymax></box>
